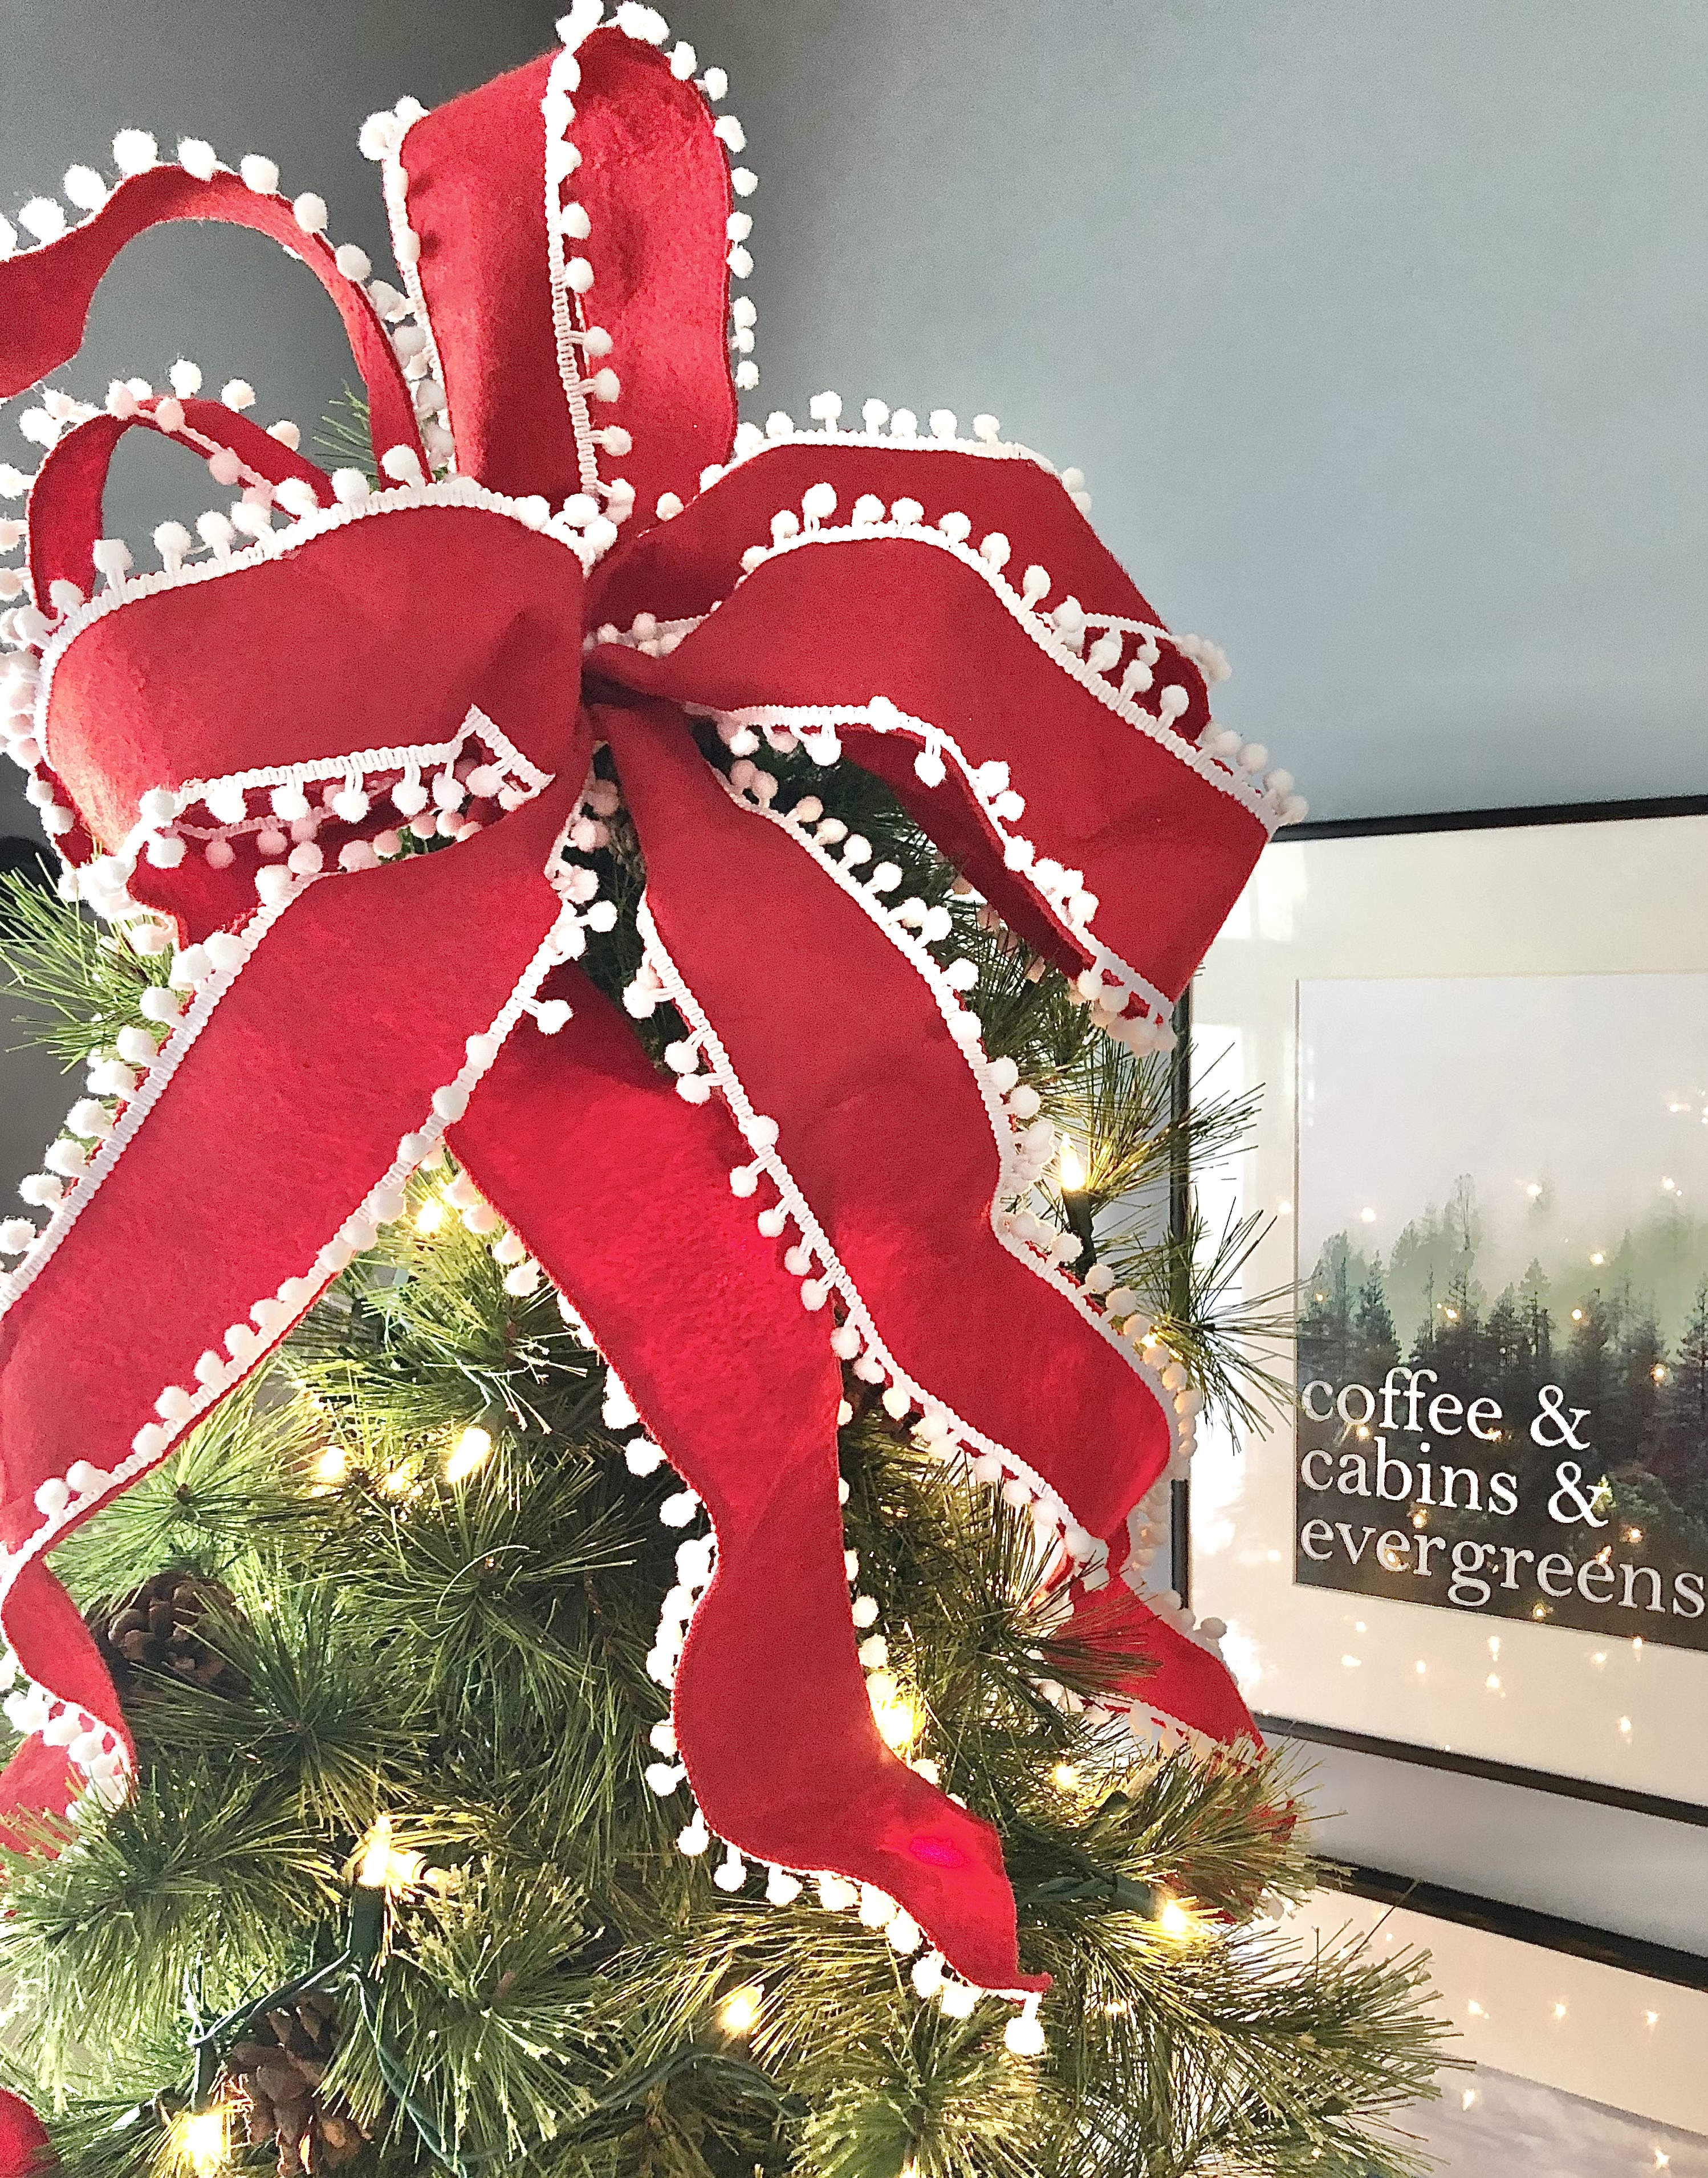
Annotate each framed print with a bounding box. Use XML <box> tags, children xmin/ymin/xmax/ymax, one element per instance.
<box><xmin>1191</xmin><ymin>803</ymin><xmax>1708</xmax><ymax>1811</ymax></box>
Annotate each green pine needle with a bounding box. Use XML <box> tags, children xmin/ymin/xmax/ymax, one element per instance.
<box><xmin>0</xmin><ymin>727</ymin><xmax>1451</xmax><ymax>2178</ymax></box>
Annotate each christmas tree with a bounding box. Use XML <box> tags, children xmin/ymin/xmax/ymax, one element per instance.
<box><xmin>0</xmin><ymin>823</ymin><xmax>1444</xmax><ymax>2177</ymax></box>
<box><xmin>0</xmin><ymin>7</ymin><xmax>1447</xmax><ymax>2171</ymax></box>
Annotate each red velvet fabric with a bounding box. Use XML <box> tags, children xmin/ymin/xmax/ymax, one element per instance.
<box><xmin>0</xmin><ymin>18</ymin><xmax>1277</xmax><ymax>1997</ymax></box>
<box><xmin>0</xmin><ymin>168</ymin><xmax>422</xmax><ymax>470</ymax></box>
<box><xmin>0</xmin><ymin>2089</ymin><xmax>52</xmax><ymax>2177</ymax></box>
<box><xmin>44</xmin><ymin>499</ymin><xmax>583</xmax><ymax>933</ymax></box>
<box><xmin>27</xmin><ymin>400</ymin><xmax>336</xmax><ymax>602</ymax></box>
<box><xmin>587</xmin><ymin>440</ymin><xmax>1193</xmax><ymax>725</ymax></box>
<box><xmin>454</xmin><ymin>968</ymin><xmax>1040</xmax><ymax>1993</ymax></box>
<box><xmin>0</xmin><ymin>783</ymin><xmax>577</xmax><ymax>1829</ymax></box>
<box><xmin>1065</xmin><ymin>1582</ymin><xmax>1257</xmax><ymax>1746</ymax></box>
<box><xmin>399</xmin><ymin>27</ymin><xmax>736</xmax><ymax>523</ymax></box>
<box><xmin>598</xmin><ymin>701</ymin><xmax>1171</xmax><ymax>1543</ymax></box>
<box><xmin>594</xmin><ymin>525</ymin><xmax>1260</xmax><ymax>1007</ymax></box>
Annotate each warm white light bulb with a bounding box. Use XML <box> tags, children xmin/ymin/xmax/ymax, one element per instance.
<box><xmin>718</xmin><ymin>1984</ymin><xmax>763</xmax><ymax>2035</ymax></box>
<box><xmin>178</xmin><ymin>2108</ymin><xmax>230</xmax><ymax>2177</ymax></box>
<box><xmin>445</xmin><ymin>1425</ymin><xmax>493</xmax><ymax>1482</ymax></box>
<box><xmin>357</xmin><ymin>1814</ymin><xmax>393</xmax><ymax>1889</ymax></box>
<box><xmin>1157</xmin><ymin>1897</ymin><xmax>1196</xmax><ymax>1941</ymax></box>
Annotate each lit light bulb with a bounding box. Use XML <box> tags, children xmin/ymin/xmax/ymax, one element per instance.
<box><xmin>357</xmin><ymin>1814</ymin><xmax>395</xmax><ymax>1890</ymax></box>
<box><xmin>445</xmin><ymin>1424</ymin><xmax>493</xmax><ymax>1482</ymax></box>
<box><xmin>1059</xmin><ymin>1135</ymin><xmax>1087</xmax><ymax>1192</ymax></box>
<box><xmin>1155</xmin><ymin>1896</ymin><xmax>1200</xmax><ymax>1943</ymax></box>
<box><xmin>177</xmin><ymin>2106</ymin><xmax>229</xmax><ymax>2176</ymax></box>
<box><xmin>356</xmin><ymin>1813</ymin><xmax>427</xmax><ymax>1896</ymax></box>
<box><xmin>871</xmin><ymin>1687</ymin><xmax>921</xmax><ymax>1752</ymax></box>
<box><xmin>718</xmin><ymin>1983</ymin><xmax>763</xmax><ymax>2035</ymax></box>
<box><xmin>313</xmin><ymin>1443</ymin><xmax>348</xmax><ymax>1486</ymax></box>
<box><xmin>414</xmin><ymin>1197</ymin><xmax>446</xmax><ymax>1234</ymax></box>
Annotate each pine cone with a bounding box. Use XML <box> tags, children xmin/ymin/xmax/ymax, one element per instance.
<box><xmin>87</xmin><ymin>1570</ymin><xmax>247</xmax><ymax>1701</ymax></box>
<box><xmin>226</xmin><ymin>1993</ymin><xmax>365</xmax><ymax>2175</ymax></box>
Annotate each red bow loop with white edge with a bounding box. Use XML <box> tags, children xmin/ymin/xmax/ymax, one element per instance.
<box><xmin>0</xmin><ymin>4</ymin><xmax>1300</xmax><ymax>2005</ymax></box>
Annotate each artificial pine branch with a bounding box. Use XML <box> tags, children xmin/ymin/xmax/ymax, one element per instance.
<box><xmin>0</xmin><ymin>724</ymin><xmax>1449</xmax><ymax>2178</ymax></box>
<box><xmin>0</xmin><ymin>867</ymin><xmax>169</xmax><ymax>1070</ymax></box>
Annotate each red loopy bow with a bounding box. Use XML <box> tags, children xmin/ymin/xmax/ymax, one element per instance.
<box><xmin>0</xmin><ymin>5</ymin><xmax>1300</xmax><ymax>2003</ymax></box>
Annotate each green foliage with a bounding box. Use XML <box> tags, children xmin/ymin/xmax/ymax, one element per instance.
<box><xmin>0</xmin><ymin>750</ymin><xmax>1449</xmax><ymax>2177</ymax></box>
<box><xmin>315</xmin><ymin>384</ymin><xmax>379</xmax><ymax>483</ymax></box>
<box><xmin>0</xmin><ymin>867</ymin><xmax>169</xmax><ymax>1070</ymax></box>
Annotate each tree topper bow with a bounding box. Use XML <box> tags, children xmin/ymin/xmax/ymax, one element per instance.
<box><xmin>0</xmin><ymin>0</ymin><xmax>1304</xmax><ymax>2006</ymax></box>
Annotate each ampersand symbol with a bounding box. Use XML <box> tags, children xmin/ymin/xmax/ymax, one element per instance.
<box><xmin>1531</xmin><ymin>1383</ymin><xmax>1590</xmax><ymax>1450</ymax></box>
<box><xmin>1547</xmin><ymin>1460</ymin><xmax>1609</xmax><ymax>1527</ymax></box>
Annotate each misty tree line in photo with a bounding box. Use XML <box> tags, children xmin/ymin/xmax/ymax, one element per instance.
<box><xmin>1297</xmin><ymin>1173</ymin><xmax>1708</xmax><ymax>1568</ymax></box>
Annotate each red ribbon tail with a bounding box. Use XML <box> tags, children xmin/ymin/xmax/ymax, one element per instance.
<box><xmin>453</xmin><ymin>965</ymin><xmax>1044</xmax><ymax>1995</ymax></box>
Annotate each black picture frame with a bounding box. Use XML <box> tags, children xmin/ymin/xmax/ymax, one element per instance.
<box><xmin>1187</xmin><ymin>790</ymin><xmax>1708</xmax><ymax>1829</ymax></box>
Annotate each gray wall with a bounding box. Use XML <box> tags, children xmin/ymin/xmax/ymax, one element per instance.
<box><xmin>6</xmin><ymin>0</ymin><xmax>1708</xmax><ymax>830</ymax></box>
<box><xmin>2</xmin><ymin>2</ymin><xmax>1705</xmax><ymax>1940</ymax></box>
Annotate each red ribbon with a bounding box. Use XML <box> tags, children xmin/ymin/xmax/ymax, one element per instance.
<box><xmin>0</xmin><ymin>14</ymin><xmax>1286</xmax><ymax>2000</ymax></box>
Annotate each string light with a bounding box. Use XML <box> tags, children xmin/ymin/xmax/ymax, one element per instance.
<box><xmin>1154</xmin><ymin>1896</ymin><xmax>1203</xmax><ymax>1943</ymax></box>
<box><xmin>1059</xmin><ymin>1134</ymin><xmax>1087</xmax><ymax>1192</ymax></box>
<box><xmin>174</xmin><ymin>2107</ymin><xmax>230</xmax><ymax>2177</ymax></box>
<box><xmin>358</xmin><ymin>1815</ymin><xmax>395</xmax><ymax>1890</ymax></box>
<box><xmin>356</xmin><ymin>1814</ymin><xmax>428</xmax><ymax>1896</ymax></box>
<box><xmin>871</xmin><ymin>1681</ymin><xmax>921</xmax><ymax>1752</ymax></box>
<box><xmin>445</xmin><ymin>1425</ymin><xmax>493</xmax><ymax>1483</ymax></box>
<box><xmin>718</xmin><ymin>1984</ymin><xmax>762</xmax><ymax>2035</ymax></box>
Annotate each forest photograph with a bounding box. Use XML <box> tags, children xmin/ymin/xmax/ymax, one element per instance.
<box><xmin>1292</xmin><ymin>973</ymin><xmax>1708</xmax><ymax>1647</ymax></box>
